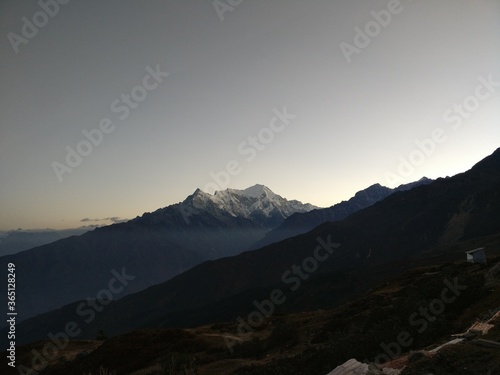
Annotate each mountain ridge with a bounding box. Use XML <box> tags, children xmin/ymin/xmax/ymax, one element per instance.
<box><xmin>251</xmin><ymin>177</ymin><xmax>433</xmax><ymax>249</ymax></box>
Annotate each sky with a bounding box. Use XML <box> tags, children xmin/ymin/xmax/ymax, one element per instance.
<box><xmin>1</xmin><ymin>0</ymin><xmax>499</xmax><ymax>231</ymax></box>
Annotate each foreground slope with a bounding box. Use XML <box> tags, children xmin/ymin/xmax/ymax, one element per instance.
<box><xmin>4</xmin><ymin>256</ymin><xmax>500</xmax><ymax>375</ymax></box>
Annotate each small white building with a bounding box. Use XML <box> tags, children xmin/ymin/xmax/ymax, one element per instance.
<box><xmin>465</xmin><ymin>248</ymin><xmax>487</xmax><ymax>264</ymax></box>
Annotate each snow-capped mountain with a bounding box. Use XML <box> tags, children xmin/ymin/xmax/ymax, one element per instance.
<box><xmin>2</xmin><ymin>184</ymin><xmax>318</xmax><ymax>322</ymax></box>
<box><xmin>182</xmin><ymin>184</ymin><xmax>319</xmax><ymax>228</ymax></box>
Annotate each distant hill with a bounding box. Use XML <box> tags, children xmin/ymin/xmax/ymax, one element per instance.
<box><xmin>0</xmin><ymin>228</ymin><xmax>92</xmax><ymax>256</ymax></box>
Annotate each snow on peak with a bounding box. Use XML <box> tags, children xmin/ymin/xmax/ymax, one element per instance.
<box><xmin>183</xmin><ymin>184</ymin><xmax>318</xmax><ymax>226</ymax></box>
<box><xmin>238</xmin><ymin>184</ymin><xmax>275</xmax><ymax>199</ymax></box>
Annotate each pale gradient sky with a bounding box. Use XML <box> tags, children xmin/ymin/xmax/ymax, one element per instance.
<box><xmin>1</xmin><ymin>0</ymin><xmax>499</xmax><ymax>231</ymax></box>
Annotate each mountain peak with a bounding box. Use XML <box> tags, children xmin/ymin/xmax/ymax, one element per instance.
<box><xmin>190</xmin><ymin>184</ymin><xmax>275</xmax><ymax>199</ymax></box>
<box><xmin>470</xmin><ymin>147</ymin><xmax>500</xmax><ymax>173</ymax></box>
<box><xmin>236</xmin><ymin>184</ymin><xmax>275</xmax><ymax>199</ymax></box>
<box><xmin>188</xmin><ymin>188</ymin><xmax>210</xmax><ymax>198</ymax></box>
<box><xmin>181</xmin><ymin>184</ymin><xmax>318</xmax><ymax>228</ymax></box>
<box><xmin>182</xmin><ymin>188</ymin><xmax>210</xmax><ymax>206</ymax></box>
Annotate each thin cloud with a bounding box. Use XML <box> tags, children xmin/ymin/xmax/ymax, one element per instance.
<box><xmin>80</xmin><ymin>217</ymin><xmax>128</xmax><ymax>224</ymax></box>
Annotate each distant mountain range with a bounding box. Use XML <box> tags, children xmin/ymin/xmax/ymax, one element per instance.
<box><xmin>251</xmin><ymin>177</ymin><xmax>432</xmax><ymax>249</ymax></box>
<box><xmin>0</xmin><ymin>184</ymin><xmax>317</xmax><ymax>322</ymax></box>
<box><xmin>0</xmin><ymin>228</ymin><xmax>92</xmax><ymax>256</ymax></box>
<box><xmin>10</xmin><ymin>148</ymin><xmax>500</xmax><ymax>347</ymax></box>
